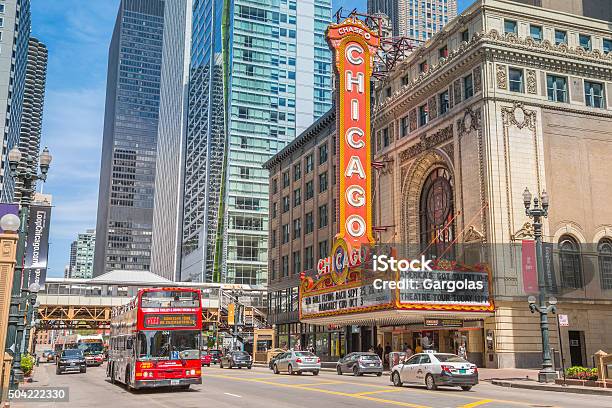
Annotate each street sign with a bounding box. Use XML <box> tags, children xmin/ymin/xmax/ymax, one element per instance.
<box><xmin>558</xmin><ymin>314</ymin><xmax>569</xmax><ymax>327</ymax></box>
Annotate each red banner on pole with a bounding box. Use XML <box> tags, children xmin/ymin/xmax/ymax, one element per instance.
<box><xmin>522</xmin><ymin>240</ymin><xmax>538</xmax><ymax>294</ymax></box>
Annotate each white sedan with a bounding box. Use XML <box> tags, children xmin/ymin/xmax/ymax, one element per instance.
<box><xmin>391</xmin><ymin>352</ymin><xmax>478</xmax><ymax>391</ymax></box>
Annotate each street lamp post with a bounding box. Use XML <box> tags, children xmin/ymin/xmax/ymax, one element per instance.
<box><xmin>23</xmin><ymin>283</ymin><xmax>40</xmax><ymax>355</ymax></box>
<box><xmin>523</xmin><ymin>187</ymin><xmax>558</xmax><ymax>383</ymax></box>
<box><xmin>5</xmin><ymin>146</ymin><xmax>51</xmax><ymax>389</ymax></box>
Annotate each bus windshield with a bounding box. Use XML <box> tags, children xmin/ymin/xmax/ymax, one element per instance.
<box><xmin>137</xmin><ymin>330</ymin><xmax>200</xmax><ymax>360</ymax></box>
<box><xmin>141</xmin><ymin>291</ymin><xmax>200</xmax><ymax>308</ymax></box>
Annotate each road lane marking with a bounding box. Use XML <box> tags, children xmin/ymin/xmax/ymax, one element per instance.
<box><xmin>206</xmin><ymin>373</ymin><xmax>556</xmax><ymax>408</ymax></box>
<box><xmin>224</xmin><ymin>392</ymin><xmax>242</xmax><ymax>398</ymax></box>
<box><xmin>291</xmin><ymin>380</ymin><xmax>345</xmax><ymax>387</ymax></box>
<box><xmin>353</xmin><ymin>389</ymin><xmax>405</xmax><ymax>396</ymax></box>
<box><xmin>206</xmin><ymin>374</ymin><xmax>430</xmax><ymax>408</ymax></box>
<box><xmin>458</xmin><ymin>400</ymin><xmax>493</xmax><ymax>408</ymax></box>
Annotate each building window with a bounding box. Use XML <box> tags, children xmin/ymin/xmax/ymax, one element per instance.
<box><xmin>270</xmin><ymin>260</ymin><xmax>276</xmax><ymax>281</ymax></box>
<box><xmin>318</xmin><ymin>204</ymin><xmax>328</xmax><ymax>228</ymax></box>
<box><xmin>293</xmin><ymin>218</ymin><xmax>301</xmax><ymax>239</ymax></box>
<box><xmin>282</xmin><ymin>196</ymin><xmax>290</xmax><ymax>212</ymax></box>
<box><xmin>529</xmin><ymin>25</ymin><xmax>542</xmax><ymax>42</ymax></box>
<box><xmin>294</xmin><ymin>163</ymin><xmax>301</xmax><ymax>181</ymax></box>
<box><xmin>508</xmin><ymin>68</ymin><xmax>524</xmax><ymax>93</ymax></box>
<box><xmin>418</xmin><ymin>104</ymin><xmax>428</xmax><ymax>126</ymax></box>
<box><xmin>240</xmin><ymin>167</ymin><xmax>250</xmax><ymax>179</ymax></box>
<box><xmin>293</xmin><ymin>188</ymin><xmax>301</xmax><ymax>207</ymax></box>
<box><xmin>0</xmin><ymin>5</ymin><xmax>4</xmax><ymax>13</ymax></box>
<box><xmin>579</xmin><ymin>34</ymin><xmax>592</xmax><ymax>51</ymax></box>
<box><xmin>304</xmin><ymin>246</ymin><xmax>314</xmax><ymax>271</ymax></box>
<box><xmin>283</xmin><ymin>171</ymin><xmax>290</xmax><ymax>188</ymax></box>
<box><xmin>305</xmin><ymin>180</ymin><xmax>314</xmax><ymax>200</ymax></box>
<box><xmin>555</xmin><ymin>30</ymin><xmax>567</xmax><ymax>45</ymax></box>
<box><xmin>598</xmin><ymin>239</ymin><xmax>612</xmax><ymax>290</ymax></box>
<box><xmin>504</xmin><ymin>20</ymin><xmax>517</xmax><ymax>35</ymax></box>
<box><xmin>382</xmin><ymin>127</ymin><xmax>390</xmax><ymax>147</ymax></box>
<box><xmin>559</xmin><ymin>235</ymin><xmax>583</xmax><ymax>289</ymax></box>
<box><xmin>318</xmin><ymin>240</ymin><xmax>328</xmax><ymax>260</ymax></box>
<box><xmin>547</xmin><ymin>75</ymin><xmax>568</xmax><ymax>103</ymax></box>
<box><xmin>318</xmin><ymin>172</ymin><xmax>328</xmax><ymax>193</ymax></box>
<box><xmin>318</xmin><ymin>143</ymin><xmax>328</xmax><ymax>165</ymax></box>
<box><xmin>585</xmin><ymin>81</ymin><xmax>605</xmax><ymax>108</ymax></box>
<box><xmin>272</xmin><ymin>202</ymin><xmax>277</xmax><ymax>218</ymax></box>
<box><xmin>282</xmin><ymin>255</ymin><xmax>289</xmax><ymax>277</ymax></box>
<box><xmin>438</xmin><ymin>45</ymin><xmax>448</xmax><ymax>59</ymax></box>
<box><xmin>305</xmin><ymin>154</ymin><xmax>314</xmax><ymax>173</ymax></box>
<box><xmin>464</xmin><ymin>74</ymin><xmax>474</xmax><ymax>99</ymax></box>
<box><xmin>401</xmin><ymin>74</ymin><xmax>410</xmax><ymax>86</ymax></box>
<box><xmin>439</xmin><ymin>90</ymin><xmax>449</xmax><ymax>115</ymax></box>
<box><xmin>271</xmin><ymin>229</ymin><xmax>276</xmax><ymax>248</ymax></box>
<box><xmin>385</xmin><ymin>87</ymin><xmax>392</xmax><ymax>97</ymax></box>
<box><xmin>461</xmin><ymin>29</ymin><xmax>469</xmax><ymax>42</ymax></box>
<box><xmin>604</xmin><ymin>38</ymin><xmax>612</xmax><ymax>54</ymax></box>
<box><xmin>401</xmin><ymin>116</ymin><xmax>410</xmax><ymax>137</ymax></box>
<box><xmin>282</xmin><ymin>224</ymin><xmax>289</xmax><ymax>244</ymax></box>
<box><xmin>420</xmin><ymin>167</ymin><xmax>454</xmax><ymax>258</ymax></box>
<box><xmin>419</xmin><ymin>61</ymin><xmax>428</xmax><ymax>73</ymax></box>
<box><xmin>305</xmin><ymin>212</ymin><xmax>314</xmax><ymax>234</ymax></box>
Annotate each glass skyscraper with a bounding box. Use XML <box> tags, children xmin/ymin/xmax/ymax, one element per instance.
<box><xmin>181</xmin><ymin>0</ymin><xmax>332</xmax><ymax>284</ymax></box>
<box><xmin>94</xmin><ymin>0</ymin><xmax>165</xmax><ymax>276</ymax></box>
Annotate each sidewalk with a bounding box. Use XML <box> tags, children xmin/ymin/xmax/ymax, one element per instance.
<box><xmin>490</xmin><ymin>377</ymin><xmax>612</xmax><ymax>396</ymax></box>
<box><xmin>21</xmin><ymin>363</ymin><xmax>51</xmax><ymax>388</ymax></box>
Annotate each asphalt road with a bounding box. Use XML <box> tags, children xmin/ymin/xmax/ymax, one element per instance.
<box><xmin>11</xmin><ymin>362</ymin><xmax>612</xmax><ymax>408</ymax></box>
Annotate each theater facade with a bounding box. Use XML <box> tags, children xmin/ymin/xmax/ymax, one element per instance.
<box><xmin>266</xmin><ymin>1</ymin><xmax>612</xmax><ymax>369</ymax></box>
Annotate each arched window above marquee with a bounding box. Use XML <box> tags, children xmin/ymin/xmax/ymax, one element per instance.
<box><xmin>419</xmin><ymin>167</ymin><xmax>455</xmax><ymax>259</ymax></box>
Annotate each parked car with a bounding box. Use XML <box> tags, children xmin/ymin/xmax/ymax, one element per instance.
<box><xmin>201</xmin><ymin>350</ymin><xmax>212</xmax><ymax>366</ymax></box>
<box><xmin>41</xmin><ymin>350</ymin><xmax>55</xmax><ymax>363</ymax></box>
<box><xmin>268</xmin><ymin>349</ymin><xmax>287</xmax><ymax>370</ymax></box>
<box><xmin>272</xmin><ymin>350</ymin><xmax>320</xmax><ymax>375</ymax></box>
<box><xmin>209</xmin><ymin>349</ymin><xmax>223</xmax><ymax>364</ymax></box>
<box><xmin>220</xmin><ymin>351</ymin><xmax>252</xmax><ymax>369</ymax></box>
<box><xmin>336</xmin><ymin>352</ymin><xmax>383</xmax><ymax>376</ymax></box>
<box><xmin>391</xmin><ymin>352</ymin><xmax>478</xmax><ymax>391</ymax></box>
<box><xmin>56</xmin><ymin>349</ymin><xmax>87</xmax><ymax>375</ymax></box>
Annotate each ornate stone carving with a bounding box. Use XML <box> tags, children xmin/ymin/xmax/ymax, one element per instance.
<box><xmin>511</xmin><ymin>222</ymin><xmax>535</xmax><ymax>241</ymax></box>
<box><xmin>458</xmin><ymin>107</ymin><xmax>481</xmax><ymax>135</ymax></box>
<box><xmin>496</xmin><ymin>64</ymin><xmax>507</xmax><ymax>89</ymax></box>
<box><xmin>378</xmin><ymin>154</ymin><xmax>395</xmax><ymax>175</ymax></box>
<box><xmin>464</xmin><ymin>226</ymin><xmax>485</xmax><ymax>243</ymax></box>
<box><xmin>502</xmin><ymin>102</ymin><xmax>536</xmax><ymax>130</ymax></box>
<box><xmin>473</xmin><ymin>65</ymin><xmax>482</xmax><ymax>94</ymax></box>
<box><xmin>399</xmin><ymin>125</ymin><xmax>454</xmax><ymax>162</ymax></box>
<box><xmin>440</xmin><ymin>142</ymin><xmax>454</xmax><ymax>165</ymax></box>
<box><xmin>428</xmin><ymin>97</ymin><xmax>437</xmax><ymax>120</ymax></box>
<box><xmin>409</xmin><ymin>109</ymin><xmax>417</xmax><ymax>132</ymax></box>
<box><xmin>526</xmin><ymin>69</ymin><xmax>537</xmax><ymax>94</ymax></box>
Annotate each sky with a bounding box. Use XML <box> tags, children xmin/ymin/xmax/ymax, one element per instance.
<box><xmin>32</xmin><ymin>0</ymin><xmax>470</xmax><ymax>278</ymax></box>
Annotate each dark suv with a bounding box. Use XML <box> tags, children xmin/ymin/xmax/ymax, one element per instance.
<box><xmin>220</xmin><ymin>351</ymin><xmax>252</xmax><ymax>369</ymax></box>
<box><xmin>56</xmin><ymin>349</ymin><xmax>86</xmax><ymax>375</ymax></box>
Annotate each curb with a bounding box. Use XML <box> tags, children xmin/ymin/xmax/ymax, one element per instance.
<box><xmin>490</xmin><ymin>379</ymin><xmax>612</xmax><ymax>396</ymax></box>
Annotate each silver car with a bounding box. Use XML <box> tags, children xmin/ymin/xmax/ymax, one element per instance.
<box><xmin>272</xmin><ymin>350</ymin><xmax>321</xmax><ymax>375</ymax></box>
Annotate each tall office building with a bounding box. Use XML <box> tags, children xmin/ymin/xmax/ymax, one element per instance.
<box><xmin>368</xmin><ymin>0</ymin><xmax>457</xmax><ymax>42</ymax></box>
<box><xmin>66</xmin><ymin>241</ymin><xmax>77</xmax><ymax>278</ymax></box>
<box><xmin>368</xmin><ymin>0</ymin><xmax>400</xmax><ymax>36</ymax></box>
<box><xmin>14</xmin><ymin>37</ymin><xmax>48</xmax><ymax>203</ymax></box>
<box><xmin>0</xmin><ymin>0</ymin><xmax>31</xmax><ymax>203</ymax></box>
<box><xmin>67</xmin><ymin>229</ymin><xmax>96</xmax><ymax>279</ymax></box>
<box><xmin>150</xmin><ymin>0</ymin><xmax>192</xmax><ymax>281</ymax></box>
<box><xmin>94</xmin><ymin>0</ymin><xmax>165</xmax><ymax>276</ymax></box>
<box><xmin>180</xmin><ymin>0</ymin><xmax>333</xmax><ymax>284</ymax></box>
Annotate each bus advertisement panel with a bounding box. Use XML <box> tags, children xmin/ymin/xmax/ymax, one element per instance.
<box><xmin>107</xmin><ymin>288</ymin><xmax>203</xmax><ymax>390</ymax></box>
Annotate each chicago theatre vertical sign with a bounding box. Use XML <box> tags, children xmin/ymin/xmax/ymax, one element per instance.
<box><xmin>299</xmin><ymin>18</ymin><xmax>388</xmax><ymax>321</ymax></box>
<box><xmin>328</xmin><ymin>18</ymin><xmax>378</xmax><ymax>253</ymax></box>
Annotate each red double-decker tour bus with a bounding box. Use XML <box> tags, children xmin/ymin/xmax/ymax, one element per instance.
<box><xmin>107</xmin><ymin>288</ymin><xmax>203</xmax><ymax>390</ymax></box>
